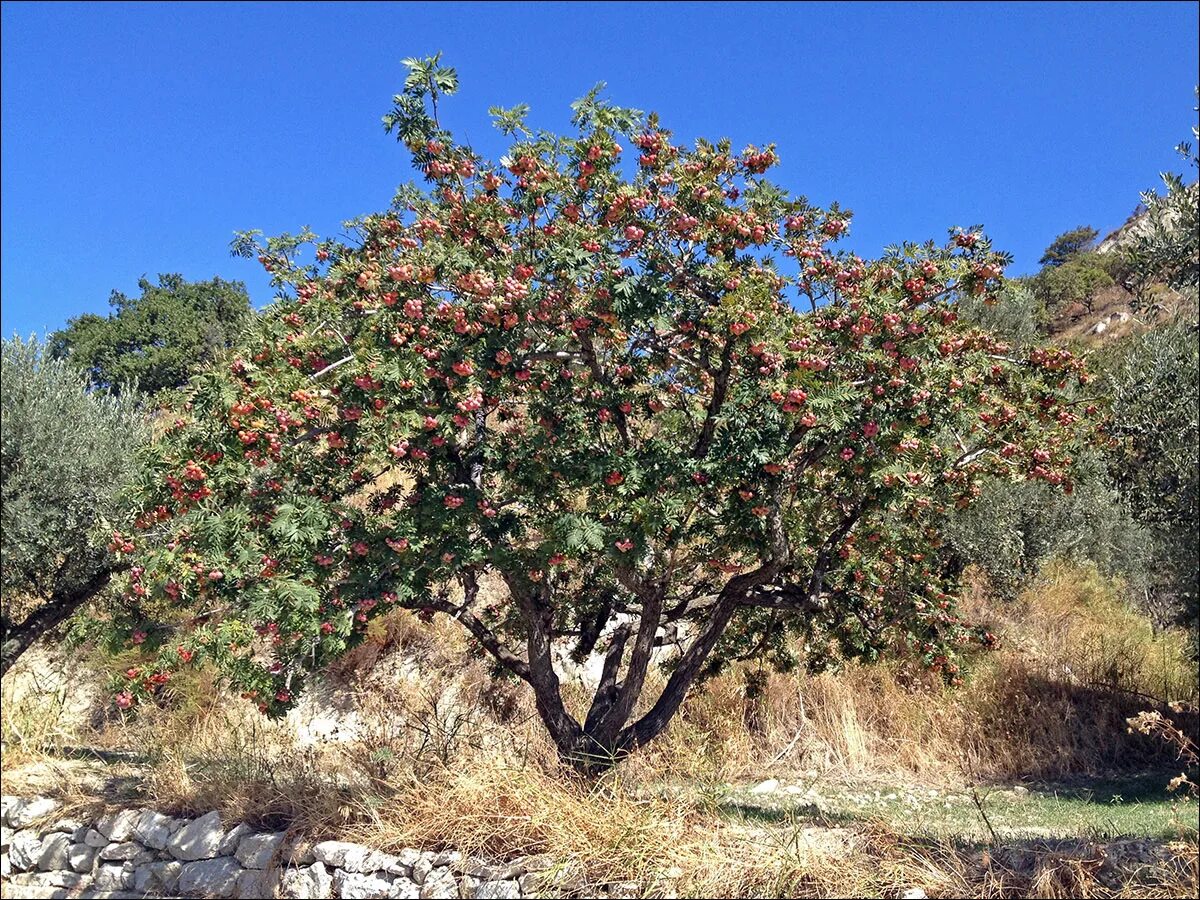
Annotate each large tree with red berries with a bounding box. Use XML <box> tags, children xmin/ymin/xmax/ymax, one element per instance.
<box><xmin>115</xmin><ymin>57</ymin><xmax>1091</xmax><ymax>772</ymax></box>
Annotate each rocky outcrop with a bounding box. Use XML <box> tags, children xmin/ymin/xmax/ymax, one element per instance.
<box><xmin>0</xmin><ymin>795</ymin><xmax>593</xmax><ymax>899</ymax></box>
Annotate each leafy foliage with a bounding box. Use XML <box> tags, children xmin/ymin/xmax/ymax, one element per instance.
<box><xmin>50</xmin><ymin>273</ymin><xmax>252</xmax><ymax>396</ymax></box>
<box><xmin>115</xmin><ymin>61</ymin><xmax>1092</xmax><ymax>769</ymax></box>
<box><xmin>1125</xmin><ymin>97</ymin><xmax>1200</xmax><ymax>306</ymax></box>
<box><xmin>1039</xmin><ymin>226</ymin><xmax>1100</xmax><ymax>268</ymax></box>
<box><xmin>1100</xmin><ymin>322</ymin><xmax>1199</xmax><ymax>638</ymax></box>
<box><xmin>1</xmin><ymin>337</ymin><xmax>147</xmax><ymax>671</ymax></box>
<box><xmin>1030</xmin><ymin>251</ymin><xmax>1120</xmax><ymax>318</ymax></box>
<box><xmin>946</xmin><ymin>449</ymin><xmax>1152</xmax><ymax>600</ymax></box>
<box><xmin>955</xmin><ymin>281</ymin><xmax>1046</xmax><ymax>349</ymax></box>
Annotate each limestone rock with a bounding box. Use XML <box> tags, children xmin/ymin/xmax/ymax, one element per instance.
<box><xmin>100</xmin><ymin>840</ymin><xmax>154</xmax><ymax>862</ymax></box>
<box><xmin>68</xmin><ymin>841</ymin><xmax>98</xmax><ymax>873</ymax></box>
<box><xmin>96</xmin><ymin>808</ymin><xmax>142</xmax><ymax>842</ymax></box>
<box><xmin>45</xmin><ymin>817</ymin><xmax>85</xmax><ymax>835</ymax></box>
<box><xmin>134</xmin><ymin>808</ymin><xmax>181</xmax><ymax>850</ymax></box>
<box><xmin>235</xmin><ymin>866</ymin><xmax>282</xmax><ymax>899</ymax></box>
<box><xmin>0</xmin><ymin>824</ymin><xmax>13</xmax><ymax>850</ymax></box>
<box><xmin>4</xmin><ymin>870</ymin><xmax>89</xmax><ymax>890</ymax></box>
<box><xmin>133</xmin><ymin>859</ymin><xmax>185</xmax><ymax>894</ymax></box>
<box><xmin>418</xmin><ymin>869</ymin><xmax>458</xmax><ymax>900</ymax></box>
<box><xmin>94</xmin><ymin>862</ymin><xmax>136</xmax><ymax>891</ymax></box>
<box><xmin>236</xmin><ymin>831</ymin><xmax>286</xmax><ymax>869</ymax></box>
<box><xmin>219</xmin><ymin>822</ymin><xmax>254</xmax><ymax>856</ymax></box>
<box><xmin>389</xmin><ymin>879</ymin><xmax>421</xmax><ymax>899</ymax></box>
<box><xmin>410</xmin><ymin>854</ymin><xmax>434</xmax><ymax>885</ymax></box>
<box><xmin>335</xmin><ymin>869</ymin><xmax>396</xmax><ymax>899</ymax></box>
<box><xmin>8</xmin><ymin>797</ymin><xmax>60</xmax><ymax>829</ymax></box>
<box><xmin>36</xmin><ymin>832</ymin><xmax>72</xmax><ymax>871</ymax></box>
<box><xmin>749</xmin><ymin>778</ymin><xmax>780</xmax><ymax>794</ymax></box>
<box><xmin>178</xmin><ymin>856</ymin><xmax>244</xmax><ymax>898</ymax></box>
<box><xmin>83</xmin><ymin>828</ymin><xmax>110</xmax><ymax>848</ymax></box>
<box><xmin>168</xmin><ymin>810</ymin><xmax>226</xmax><ymax>861</ymax></box>
<box><xmin>280</xmin><ymin>861</ymin><xmax>334</xmax><ymax>899</ymax></box>
<box><xmin>475</xmin><ymin>881</ymin><xmax>521</xmax><ymax>900</ymax></box>
<box><xmin>312</xmin><ymin>839</ymin><xmax>397</xmax><ymax>873</ymax></box>
<box><xmin>9</xmin><ymin>828</ymin><xmax>43</xmax><ymax>870</ymax></box>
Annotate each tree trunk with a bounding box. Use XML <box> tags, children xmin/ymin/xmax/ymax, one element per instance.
<box><xmin>1</xmin><ymin>567</ymin><xmax>115</xmax><ymax>677</ymax></box>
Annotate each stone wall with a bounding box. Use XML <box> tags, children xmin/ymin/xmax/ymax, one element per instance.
<box><xmin>0</xmin><ymin>796</ymin><xmax>583</xmax><ymax>900</ymax></box>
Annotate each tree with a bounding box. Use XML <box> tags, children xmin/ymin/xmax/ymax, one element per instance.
<box><xmin>1</xmin><ymin>337</ymin><xmax>147</xmax><ymax>675</ymax></box>
<box><xmin>1031</xmin><ymin>250</ymin><xmax>1119</xmax><ymax>318</ymax></box>
<box><xmin>1124</xmin><ymin>94</ymin><xmax>1199</xmax><ymax>306</ymax></box>
<box><xmin>116</xmin><ymin>60</ymin><xmax>1090</xmax><ymax>772</ymax></box>
<box><xmin>1100</xmin><ymin>322</ymin><xmax>1199</xmax><ymax>642</ymax></box>
<box><xmin>1038</xmin><ymin>226</ymin><xmax>1099</xmax><ymax>267</ymax></box>
<box><xmin>50</xmin><ymin>274</ymin><xmax>252</xmax><ymax>396</ymax></box>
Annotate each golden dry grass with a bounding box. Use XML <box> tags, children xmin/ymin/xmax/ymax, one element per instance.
<box><xmin>2</xmin><ymin>562</ymin><xmax>1197</xmax><ymax>897</ymax></box>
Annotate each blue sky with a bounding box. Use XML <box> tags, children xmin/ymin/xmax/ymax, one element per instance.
<box><xmin>2</xmin><ymin>1</ymin><xmax>1197</xmax><ymax>337</ymax></box>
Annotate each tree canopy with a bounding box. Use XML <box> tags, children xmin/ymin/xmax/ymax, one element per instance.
<box><xmin>50</xmin><ymin>273</ymin><xmax>252</xmax><ymax>396</ymax></box>
<box><xmin>1</xmin><ymin>337</ymin><xmax>147</xmax><ymax>674</ymax></box>
<box><xmin>112</xmin><ymin>59</ymin><xmax>1091</xmax><ymax>771</ymax></box>
<box><xmin>1038</xmin><ymin>226</ymin><xmax>1100</xmax><ymax>268</ymax></box>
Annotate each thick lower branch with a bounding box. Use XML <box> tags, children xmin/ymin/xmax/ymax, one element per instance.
<box><xmin>1</xmin><ymin>566</ymin><xmax>119</xmax><ymax>677</ymax></box>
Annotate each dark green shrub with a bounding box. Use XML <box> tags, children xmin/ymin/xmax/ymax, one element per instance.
<box><xmin>1</xmin><ymin>337</ymin><xmax>147</xmax><ymax>674</ymax></box>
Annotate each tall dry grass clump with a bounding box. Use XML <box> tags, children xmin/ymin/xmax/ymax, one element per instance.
<box><xmin>629</xmin><ymin>562</ymin><xmax>1197</xmax><ymax>785</ymax></box>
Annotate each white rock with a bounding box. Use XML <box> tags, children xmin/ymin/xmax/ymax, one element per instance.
<box><xmin>900</xmin><ymin>890</ymin><xmax>928</xmax><ymax>900</ymax></box>
<box><xmin>410</xmin><ymin>854</ymin><xmax>434</xmax><ymax>885</ymax></box>
<box><xmin>95</xmin><ymin>808</ymin><xmax>142</xmax><ymax>842</ymax></box>
<box><xmin>335</xmin><ymin>869</ymin><xmax>395</xmax><ymax>899</ymax></box>
<box><xmin>219</xmin><ymin>822</ymin><xmax>254</xmax><ymax>855</ymax></box>
<box><xmin>8</xmin><ymin>797</ymin><xmax>60</xmax><ymax>829</ymax></box>
<box><xmin>0</xmin><ymin>824</ymin><xmax>13</xmax><ymax>850</ymax></box>
<box><xmin>100</xmin><ymin>840</ymin><xmax>155</xmax><ymax>863</ymax></box>
<box><xmin>36</xmin><ymin>832</ymin><xmax>72</xmax><ymax>871</ymax></box>
<box><xmin>235</xmin><ymin>866</ymin><xmax>282</xmax><ymax>898</ymax></box>
<box><xmin>133</xmin><ymin>859</ymin><xmax>185</xmax><ymax>894</ymax></box>
<box><xmin>311</xmin><ymin>839</ymin><xmax>397</xmax><ymax>873</ymax></box>
<box><xmin>68</xmin><ymin>841</ymin><xmax>98</xmax><ymax>873</ymax></box>
<box><xmin>0</xmin><ymin>795</ymin><xmax>18</xmax><ymax>825</ymax></box>
<box><xmin>134</xmin><ymin>808</ymin><xmax>181</xmax><ymax>850</ymax></box>
<box><xmin>45</xmin><ymin>817</ymin><xmax>85</xmax><ymax>835</ymax></box>
<box><xmin>749</xmin><ymin>778</ymin><xmax>780</xmax><ymax>794</ymax></box>
<box><xmin>392</xmin><ymin>848</ymin><xmax>423</xmax><ymax>869</ymax></box>
<box><xmin>94</xmin><ymin>862</ymin><xmax>135</xmax><ymax>891</ymax></box>
<box><xmin>235</xmin><ymin>831</ymin><xmax>285</xmax><ymax>869</ymax></box>
<box><xmin>178</xmin><ymin>856</ymin><xmax>244</xmax><ymax>897</ymax></box>
<box><xmin>280</xmin><ymin>861</ymin><xmax>334</xmax><ymax>899</ymax></box>
<box><xmin>168</xmin><ymin>810</ymin><xmax>226</xmax><ymax>861</ymax></box>
<box><xmin>4</xmin><ymin>870</ymin><xmax>88</xmax><ymax>890</ymax></box>
<box><xmin>460</xmin><ymin>857</ymin><xmax>494</xmax><ymax>879</ymax></box>
<box><xmin>9</xmin><ymin>828</ymin><xmax>43</xmax><ymax>870</ymax></box>
<box><xmin>0</xmin><ymin>855</ymin><xmax>8</xmax><ymax>880</ymax></box>
<box><xmin>475</xmin><ymin>880</ymin><xmax>521</xmax><ymax>899</ymax></box>
<box><xmin>389</xmin><ymin>878</ymin><xmax>421</xmax><ymax>899</ymax></box>
<box><xmin>419</xmin><ymin>869</ymin><xmax>458</xmax><ymax>900</ymax></box>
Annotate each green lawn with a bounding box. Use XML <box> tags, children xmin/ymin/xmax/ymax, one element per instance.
<box><xmin>719</xmin><ymin>772</ymin><xmax>1200</xmax><ymax>841</ymax></box>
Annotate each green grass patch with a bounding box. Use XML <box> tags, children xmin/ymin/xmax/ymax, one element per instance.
<box><xmin>720</xmin><ymin>772</ymin><xmax>1199</xmax><ymax>841</ymax></box>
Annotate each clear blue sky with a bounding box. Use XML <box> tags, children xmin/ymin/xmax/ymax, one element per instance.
<box><xmin>2</xmin><ymin>1</ymin><xmax>1197</xmax><ymax>337</ymax></box>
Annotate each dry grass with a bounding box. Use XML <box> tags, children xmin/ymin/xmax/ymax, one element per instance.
<box><xmin>2</xmin><ymin>563</ymin><xmax>1197</xmax><ymax>897</ymax></box>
